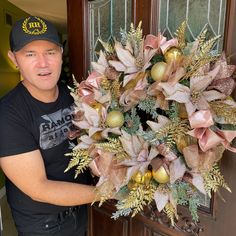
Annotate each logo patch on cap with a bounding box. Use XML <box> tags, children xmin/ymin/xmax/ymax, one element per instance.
<box><xmin>22</xmin><ymin>17</ymin><xmax>47</xmax><ymax>35</ymax></box>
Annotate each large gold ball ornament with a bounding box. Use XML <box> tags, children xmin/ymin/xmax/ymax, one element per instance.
<box><xmin>152</xmin><ymin>166</ymin><xmax>170</xmax><ymax>184</ymax></box>
<box><xmin>175</xmin><ymin>135</ymin><xmax>190</xmax><ymax>154</ymax></box>
<box><xmin>91</xmin><ymin>102</ymin><xmax>103</xmax><ymax>115</ymax></box>
<box><xmin>91</xmin><ymin>131</ymin><xmax>103</xmax><ymax>141</ymax></box>
<box><xmin>150</xmin><ymin>62</ymin><xmax>168</xmax><ymax>82</ymax></box>
<box><xmin>164</xmin><ymin>47</ymin><xmax>182</xmax><ymax>64</ymax></box>
<box><xmin>124</xmin><ymin>72</ymin><xmax>145</xmax><ymax>90</ymax></box>
<box><xmin>132</xmin><ymin>171</ymin><xmax>144</xmax><ymax>184</ymax></box>
<box><xmin>105</xmin><ymin>110</ymin><xmax>125</xmax><ymax>128</ymax></box>
<box><xmin>127</xmin><ymin>180</ymin><xmax>139</xmax><ymax>190</ymax></box>
<box><xmin>131</xmin><ymin>170</ymin><xmax>153</xmax><ymax>185</ymax></box>
<box><xmin>178</xmin><ymin>103</ymin><xmax>188</xmax><ymax>119</ymax></box>
<box><xmin>175</xmin><ymin>130</ymin><xmax>198</xmax><ymax>153</ymax></box>
<box><xmin>143</xmin><ymin>170</ymin><xmax>152</xmax><ymax>185</ymax></box>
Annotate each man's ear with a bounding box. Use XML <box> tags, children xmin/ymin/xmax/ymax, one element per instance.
<box><xmin>8</xmin><ymin>51</ymin><xmax>18</xmax><ymax>67</ymax></box>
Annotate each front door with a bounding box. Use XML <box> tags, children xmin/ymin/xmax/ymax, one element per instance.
<box><xmin>67</xmin><ymin>1</ymin><xmax>236</xmax><ymax>235</ymax></box>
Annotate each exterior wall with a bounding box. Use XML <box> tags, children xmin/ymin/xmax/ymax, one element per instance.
<box><xmin>0</xmin><ymin>0</ymin><xmax>28</xmax><ymax>98</ymax></box>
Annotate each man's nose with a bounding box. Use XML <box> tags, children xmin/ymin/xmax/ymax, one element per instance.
<box><xmin>37</xmin><ymin>54</ymin><xmax>48</xmax><ymax>67</ymax></box>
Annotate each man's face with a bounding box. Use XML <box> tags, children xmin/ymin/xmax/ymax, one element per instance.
<box><xmin>8</xmin><ymin>40</ymin><xmax>63</xmax><ymax>95</ymax></box>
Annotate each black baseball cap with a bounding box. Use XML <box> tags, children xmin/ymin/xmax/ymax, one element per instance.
<box><xmin>10</xmin><ymin>16</ymin><xmax>62</xmax><ymax>52</ymax></box>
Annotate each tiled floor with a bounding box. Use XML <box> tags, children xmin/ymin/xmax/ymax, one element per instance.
<box><xmin>1</xmin><ymin>195</ymin><xmax>17</xmax><ymax>236</ymax></box>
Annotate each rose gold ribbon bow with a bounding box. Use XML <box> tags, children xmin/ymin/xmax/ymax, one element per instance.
<box><xmin>216</xmin><ymin>129</ymin><xmax>236</xmax><ymax>153</ymax></box>
<box><xmin>88</xmin><ymin>147</ymin><xmax>127</xmax><ymax>191</ymax></box>
<box><xmin>182</xmin><ymin>144</ymin><xmax>223</xmax><ymax>194</ymax></box>
<box><xmin>183</xmin><ymin>144</ymin><xmax>223</xmax><ymax>172</ymax></box>
<box><xmin>188</xmin><ymin>110</ymin><xmax>236</xmax><ymax>152</ymax></box>
<box><xmin>188</xmin><ymin>110</ymin><xmax>223</xmax><ymax>152</ymax></box>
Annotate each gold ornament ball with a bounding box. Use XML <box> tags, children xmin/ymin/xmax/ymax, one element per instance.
<box><xmin>150</xmin><ymin>62</ymin><xmax>168</xmax><ymax>82</ymax></box>
<box><xmin>178</xmin><ymin>103</ymin><xmax>188</xmax><ymax>119</ymax></box>
<box><xmin>124</xmin><ymin>72</ymin><xmax>145</xmax><ymax>90</ymax></box>
<box><xmin>106</xmin><ymin>110</ymin><xmax>125</xmax><ymax>128</ymax></box>
<box><xmin>175</xmin><ymin>135</ymin><xmax>190</xmax><ymax>154</ymax></box>
<box><xmin>132</xmin><ymin>171</ymin><xmax>144</xmax><ymax>184</ymax></box>
<box><xmin>152</xmin><ymin>166</ymin><xmax>170</xmax><ymax>184</ymax></box>
<box><xmin>131</xmin><ymin>170</ymin><xmax>152</xmax><ymax>185</ymax></box>
<box><xmin>127</xmin><ymin>180</ymin><xmax>139</xmax><ymax>190</ymax></box>
<box><xmin>164</xmin><ymin>47</ymin><xmax>182</xmax><ymax>64</ymax></box>
<box><xmin>91</xmin><ymin>131</ymin><xmax>103</xmax><ymax>141</ymax></box>
<box><xmin>143</xmin><ymin>170</ymin><xmax>152</xmax><ymax>185</ymax></box>
<box><xmin>91</xmin><ymin>102</ymin><xmax>103</xmax><ymax>115</ymax></box>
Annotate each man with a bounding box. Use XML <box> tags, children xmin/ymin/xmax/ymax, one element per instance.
<box><xmin>0</xmin><ymin>16</ymin><xmax>97</xmax><ymax>236</ymax></box>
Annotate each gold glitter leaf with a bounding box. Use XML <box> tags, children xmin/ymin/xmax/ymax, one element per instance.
<box><xmin>164</xmin><ymin>202</ymin><xmax>178</xmax><ymax>226</ymax></box>
<box><xmin>203</xmin><ymin>164</ymin><xmax>231</xmax><ymax>198</ymax></box>
<box><xmin>98</xmin><ymin>38</ymin><xmax>115</xmax><ymax>54</ymax></box>
<box><xmin>196</xmin><ymin>28</ymin><xmax>208</xmax><ymax>47</ymax></box>
<box><xmin>65</xmin><ymin>149</ymin><xmax>91</xmax><ymax>178</ymax></box>
<box><xmin>198</xmin><ymin>35</ymin><xmax>221</xmax><ymax>59</ymax></box>
<box><xmin>155</xmin><ymin>120</ymin><xmax>189</xmax><ymax>148</ymax></box>
<box><xmin>116</xmin><ymin>182</ymin><xmax>156</xmax><ymax>217</ymax></box>
<box><xmin>96</xmin><ymin>137</ymin><xmax>129</xmax><ymax>161</ymax></box>
<box><xmin>100</xmin><ymin>77</ymin><xmax>111</xmax><ymax>90</ymax></box>
<box><xmin>175</xmin><ymin>21</ymin><xmax>187</xmax><ymax>50</ymax></box>
<box><xmin>210</xmin><ymin>101</ymin><xmax>236</xmax><ymax>125</ymax></box>
<box><xmin>111</xmin><ymin>78</ymin><xmax>121</xmax><ymax>100</ymax></box>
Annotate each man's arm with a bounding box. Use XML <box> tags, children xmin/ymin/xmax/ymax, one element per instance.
<box><xmin>0</xmin><ymin>150</ymin><xmax>97</xmax><ymax>206</ymax></box>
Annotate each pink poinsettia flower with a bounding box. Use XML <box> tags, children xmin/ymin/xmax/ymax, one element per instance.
<box><xmin>144</xmin><ymin>33</ymin><xmax>178</xmax><ymax>53</ymax></box>
<box><xmin>73</xmin><ymin>103</ymin><xmax>121</xmax><ymax>139</ymax></box>
<box><xmin>91</xmin><ymin>50</ymin><xmax>120</xmax><ymax>81</ymax></box>
<box><xmin>147</xmin><ymin>62</ymin><xmax>186</xmax><ymax>110</ymax></box>
<box><xmin>147</xmin><ymin>118</ymin><xmax>186</xmax><ymax>184</ymax></box>
<box><xmin>119</xmin><ymin>74</ymin><xmax>148</xmax><ymax>111</ymax></box>
<box><xmin>207</xmin><ymin>52</ymin><xmax>236</xmax><ymax>96</ymax></box>
<box><xmin>76</xmin><ymin>71</ymin><xmax>103</xmax><ymax>105</ymax></box>
<box><xmin>154</xmin><ymin>187</ymin><xmax>177</xmax><ymax>213</ymax></box>
<box><xmin>118</xmin><ymin>130</ymin><xmax>158</xmax><ymax>185</ymax></box>
<box><xmin>109</xmin><ymin>41</ymin><xmax>157</xmax><ymax>86</ymax></box>
<box><xmin>159</xmin><ymin>64</ymin><xmax>225</xmax><ymax>116</ymax></box>
<box><xmin>152</xmin><ymin>146</ymin><xmax>185</xmax><ymax>213</ymax></box>
<box><xmin>91</xmin><ymin>50</ymin><xmax>109</xmax><ymax>74</ymax></box>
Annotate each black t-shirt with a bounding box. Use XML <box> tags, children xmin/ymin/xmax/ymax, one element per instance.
<box><xmin>0</xmin><ymin>82</ymin><xmax>88</xmax><ymax>232</ymax></box>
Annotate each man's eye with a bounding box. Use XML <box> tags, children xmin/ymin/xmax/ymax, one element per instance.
<box><xmin>26</xmin><ymin>53</ymin><xmax>35</xmax><ymax>57</ymax></box>
<box><xmin>47</xmin><ymin>51</ymin><xmax>56</xmax><ymax>55</ymax></box>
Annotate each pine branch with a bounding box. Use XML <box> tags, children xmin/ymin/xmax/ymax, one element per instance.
<box><xmin>123</xmin><ymin>108</ymin><xmax>141</xmax><ymax>135</ymax></box>
<box><xmin>138</xmin><ymin>97</ymin><xmax>159</xmax><ymax>120</ymax></box>
<box><xmin>171</xmin><ymin>181</ymin><xmax>200</xmax><ymax>222</ymax></box>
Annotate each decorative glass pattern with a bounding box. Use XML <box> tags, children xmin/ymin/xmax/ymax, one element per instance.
<box><xmin>158</xmin><ymin>0</ymin><xmax>227</xmax><ymax>52</ymax></box>
<box><xmin>88</xmin><ymin>0</ymin><xmax>132</xmax><ymax>62</ymax></box>
<box><xmin>157</xmin><ymin>0</ymin><xmax>227</xmax><ymax>210</ymax></box>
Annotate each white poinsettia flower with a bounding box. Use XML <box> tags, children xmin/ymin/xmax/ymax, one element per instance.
<box><xmin>159</xmin><ymin>65</ymin><xmax>225</xmax><ymax>116</ymax></box>
<box><xmin>109</xmin><ymin>41</ymin><xmax>157</xmax><ymax>86</ymax></box>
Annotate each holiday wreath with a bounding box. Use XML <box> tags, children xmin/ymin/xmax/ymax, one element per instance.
<box><xmin>65</xmin><ymin>22</ymin><xmax>236</xmax><ymax>224</ymax></box>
